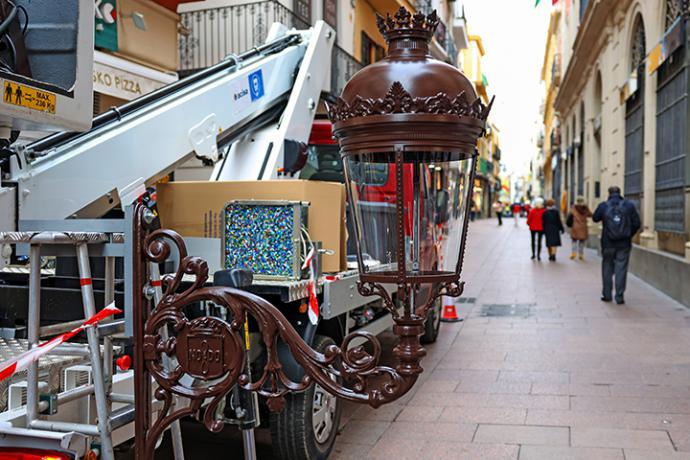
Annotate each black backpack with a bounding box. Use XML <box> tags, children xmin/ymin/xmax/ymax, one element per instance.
<box><xmin>604</xmin><ymin>200</ymin><xmax>632</xmax><ymax>241</ymax></box>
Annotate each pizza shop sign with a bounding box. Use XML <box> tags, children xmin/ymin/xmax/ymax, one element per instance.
<box><xmin>93</xmin><ymin>61</ymin><xmax>169</xmax><ymax>101</ymax></box>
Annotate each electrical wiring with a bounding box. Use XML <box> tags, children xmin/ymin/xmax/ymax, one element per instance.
<box><xmin>299</xmin><ymin>225</ymin><xmax>315</xmax><ymax>266</ymax></box>
<box><xmin>15</xmin><ymin>3</ymin><xmax>27</xmax><ymax>35</ymax></box>
<box><xmin>0</xmin><ymin>0</ymin><xmax>17</xmax><ymax>37</ymax></box>
<box><xmin>0</xmin><ymin>0</ymin><xmax>29</xmax><ymax>74</ymax></box>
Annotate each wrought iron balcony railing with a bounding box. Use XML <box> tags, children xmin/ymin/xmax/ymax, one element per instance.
<box><xmin>417</xmin><ymin>1</ymin><xmax>457</xmax><ymax>65</ymax></box>
<box><xmin>179</xmin><ymin>1</ymin><xmax>309</xmax><ymax>73</ymax></box>
<box><xmin>178</xmin><ymin>0</ymin><xmax>361</xmax><ymax>96</ymax></box>
<box><xmin>331</xmin><ymin>45</ymin><xmax>363</xmax><ymax>98</ymax></box>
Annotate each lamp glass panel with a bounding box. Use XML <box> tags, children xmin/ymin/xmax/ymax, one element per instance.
<box><xmin>401</xmin><ymin>153</ymin><xmax>473</xmax><ymax>276</ymax></box>
<box><xmin>343</xmin><ymin>153</ymin><xmax>398</xmax><ymax>275</ymax></box>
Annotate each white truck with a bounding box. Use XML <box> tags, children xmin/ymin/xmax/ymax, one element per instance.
<box><xmin>0</xmin><ymin>3</ymin><xmax>443</xmax><ymax>460</ymax></box>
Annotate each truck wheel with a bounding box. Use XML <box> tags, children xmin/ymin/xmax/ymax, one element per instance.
<box><xmin>420</xmin><ymin>297</ymin><xmax>442</xmax><ymax>343</ymax></box>
<box><xmin>270</xmin><ymin>335</ymin><xmax>342</xmax><ymax>460</ymax></box>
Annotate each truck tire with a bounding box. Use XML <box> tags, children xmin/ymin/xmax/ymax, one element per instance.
<box><xmin>270</xmin><ymin>334</ymin><xmax>342</xmax><ymax>460</ymax></box>
<box><xmin>420</xmin><ymin>297</ymin><xmax>442</xmax><ymax>344</ymax></box>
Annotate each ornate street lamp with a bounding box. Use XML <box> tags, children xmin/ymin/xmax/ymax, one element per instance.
<box><xmin>133</xmin><ymin>7</ymin><xmax>491</xmax><ymax>459</ymax></box>
<box><xmin>327</xmin><ymin>7</ymin><xmax>492</xmax><ymax>375</ymax></box>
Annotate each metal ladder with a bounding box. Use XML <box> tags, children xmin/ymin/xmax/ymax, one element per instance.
<box><xmin>0</xmin><ymin>227</ymin><xmax>185</xmax><ymax>460</ymax></box>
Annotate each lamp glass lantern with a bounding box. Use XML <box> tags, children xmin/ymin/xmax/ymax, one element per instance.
<box><xmin>328</xmin><ymin>7</ymin><xmax>492</xmax><ymax>319</ymax></box>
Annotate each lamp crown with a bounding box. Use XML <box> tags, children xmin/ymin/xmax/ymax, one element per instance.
<box><xmin>376</xmin><ymin>7</ymin><xmax>439</xmax><ymax>44</ymax></box>
<box><xmin>327</xmin><ymin>6</ymin><xmax>494</xmax><ymax>154</ymax></box>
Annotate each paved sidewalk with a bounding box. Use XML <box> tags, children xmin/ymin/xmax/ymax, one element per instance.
<box><xmin>332</xmin><ymin>218</ymin><xmax>690</xmax><ymax>460</ymax></box>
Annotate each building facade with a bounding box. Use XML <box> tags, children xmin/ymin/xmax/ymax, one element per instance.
<box><xmin>540</xmin><ymin>9</ymin><xmax>562</xmax><ymax>207</ymax></box>
<box><xmin>93</xmin><ymin>0</ymin><xmax>180</xmax><ymax>115</ymax></box>
<box><xmin>459</xmin><ymin>29</ymin><xmax>501</xmax><ymax>217</ymax></box>
<box><xmin>542</xmin><ymin>0</ymin><xmax>690</xmax><ymax>305</ymax></box>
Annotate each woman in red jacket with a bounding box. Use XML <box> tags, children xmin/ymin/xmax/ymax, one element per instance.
<box><xmin>527</xmin><ymin>198</ymin><xmax>545</xmax><ymax>261</ymax></box>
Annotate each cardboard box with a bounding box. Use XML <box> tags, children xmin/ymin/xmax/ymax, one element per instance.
<box><xmin>157</xmin><ymin>180</ymin><xmax>347</xmax><ymax>273</ymax></box>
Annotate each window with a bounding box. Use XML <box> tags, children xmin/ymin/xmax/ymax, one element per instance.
<box><xmin>666</xmin><ymin>0</ymin><xmax>683</xmax><ymax>30</ymax></box>
<box><xmin>361</xmin><ymin>32</ymin><xmax>385</xmax><ymax>66</ymax></box>
<box><xmin>624</xmin><ymin>16</ymin><xmax>646</xmax><ymax>213</ymax></box>
<box><xmin>655</xmin><ymin>1</ymin><xmax>687</xmax><ymax>239</ymax></box>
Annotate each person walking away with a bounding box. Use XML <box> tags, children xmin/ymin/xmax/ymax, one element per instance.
<box><xmin>543</xmin><ymin>198</ymin><xmax>564</xmax><ymax>261</ymax></box>
<box><xmin>512</xmin><ymin>202</ymin><xmax>521</xmax><ymax>227</ymax></box>
<box><xmin>527</xmin><ymin>198</ymin><xmax>545</xmax><ymax>261</ymax></box>
<box><xmin>592</xmin><ymin>186</ymin><xmax>641</xmax><ymax>305</ymax></box>
<box><xmin>567</xmin><ymin>196</ymin><xmax>592</xmax><ymax>260</ymax></box>
<box><xmin>492</xmin><ymin>199</ymin><xmax>504</xmax><ymax>226</ymax></box>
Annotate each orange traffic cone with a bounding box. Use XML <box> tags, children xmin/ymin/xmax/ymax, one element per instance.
<box><xmin>441</xmin><ymin>296</ymin><xmax>463</xmax><ymax>323</ymax></box>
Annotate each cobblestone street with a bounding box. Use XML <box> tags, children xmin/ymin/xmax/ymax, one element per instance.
<box><xmin>331</xmin><ymin>218</ymin><xmax>690</xmax><ymax>460</ymax></box>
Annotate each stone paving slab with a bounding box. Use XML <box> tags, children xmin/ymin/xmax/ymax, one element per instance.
<box><xmin>333</xmin><ymin>219</ymin><xmax>690</xmax><ymax>459</ymax></box>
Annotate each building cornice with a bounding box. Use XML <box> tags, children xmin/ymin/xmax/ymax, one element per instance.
<box><xmin>554</xmin><ymin>0</ymin><xmax>628</xmax><ymax>113</ymax></box>
<box><xmin>541</xmin><ymin>10</ymin><xmax>562</xmax><ymax>82</ymax></box>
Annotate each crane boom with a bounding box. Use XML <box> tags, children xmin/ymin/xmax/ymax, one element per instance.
<box><xmin>2</xmin><ymin>21</ymin><xmax>334</xmax><ymax>225</ymax></box>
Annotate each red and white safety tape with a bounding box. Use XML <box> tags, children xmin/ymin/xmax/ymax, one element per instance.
<box><xmin>0</xmin><ymin>302</ymin><xmax>122</xmax><ymax>382</ymax></box>
<box><xmin>302</xmin><ymin>247</ymin><xmax>319</xmax><ymax>326</ymax></box>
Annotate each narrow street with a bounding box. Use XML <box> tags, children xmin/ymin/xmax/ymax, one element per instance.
<box><xmin>331</xmin><ymin>218</ymin><xmax>690</xmax><ymax>460</ymax></box>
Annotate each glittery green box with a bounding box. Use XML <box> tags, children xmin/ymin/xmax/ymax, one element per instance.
<box><xmin>223</xmin><ymin>200</ymin><xmax>308</xmax><ymax>280</ymax></box>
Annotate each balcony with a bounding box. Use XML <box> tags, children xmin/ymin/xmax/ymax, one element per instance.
<box><xmin>177</xmin><ymin>0</ymin><xmax>362</xmax><ymax>96</ymax></box>
<box><xmin>433</xmin><ymin>16</ymin><xmax>456</xmax><ymax>65</ymax></box>
<box><xmin>550</xmin><ymin>126</ymin><xmax>561</xmax><ymax>148</ymax></box>
<box><xmin>551</xmin><ymin>53</ymin><xmax>561</xmax><ymax>86</ymax></box>
<box><xmin>416</xmin><ymin>1</ymin><xmax>458</xmax><ymax>65</ymax></box>
<box><xmin>331</xmin><ymin>46</ymin><xmax>363</xmax><ymax>98</ymax></box>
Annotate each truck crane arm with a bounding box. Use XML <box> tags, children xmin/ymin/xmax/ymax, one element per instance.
<box><xmin>1</xmin><ymin>21</ymin><xmax>333</xmax><ymax>227</ymax></box>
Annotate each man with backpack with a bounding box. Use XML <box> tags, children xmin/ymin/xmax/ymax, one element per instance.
<box><xmin>592</xmin><ymin>186</ymin><xmax>641</xmax><ymax>304</ymax></box>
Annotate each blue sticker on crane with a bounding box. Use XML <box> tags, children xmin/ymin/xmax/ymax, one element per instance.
<box><xmin>248</xmin><ymin>70</ymin><xmax>265</xmax><ymax>101</ymax></box>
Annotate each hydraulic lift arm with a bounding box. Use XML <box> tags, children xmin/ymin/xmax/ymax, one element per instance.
<box><xmin>1</xmin><ymin>21</ymin><xmax>334</xmax><ymax>225</ymax></box>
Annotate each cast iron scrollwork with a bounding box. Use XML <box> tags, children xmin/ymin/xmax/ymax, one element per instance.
<box><xmin>133</xmin><ymin>206</ymin><xmax>430</xmax><ymax>458</ymax></box>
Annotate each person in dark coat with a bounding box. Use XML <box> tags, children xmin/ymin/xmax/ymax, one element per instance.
<box><xmin>542</xmin><ymin>198</ymin><xmax>564</xmax><ymax>261</ymax></box>
<box><xmin>592</xmin><ymin>186</ymin><xmax>641</xmax><ymax>305</ymax></box>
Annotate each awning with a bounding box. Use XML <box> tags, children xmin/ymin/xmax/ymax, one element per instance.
<box><xmin>93</xmin><ymin>50</ymin><xmax>178</xmax><ymax>101</ymax></box>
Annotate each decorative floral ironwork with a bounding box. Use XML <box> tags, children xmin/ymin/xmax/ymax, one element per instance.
<box><xmin>665</xmin><ymin>0</ymin><xmax>685</xmax><ymax>29</ymax></box>
<box><xmin>326</xmin><ymin>81</ymin><xmax>493</xmax><ymax>123</ymax></box>
<box><xmin>133</xmin><ymin>205</ymin><xmax>434</xmax><ymax>459</ymax></box>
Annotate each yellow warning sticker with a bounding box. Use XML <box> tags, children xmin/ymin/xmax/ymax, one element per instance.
<box><xmin>3</xmin><ymin>81</ymin><xmax>56</xmax><ymax>114</ymax></box>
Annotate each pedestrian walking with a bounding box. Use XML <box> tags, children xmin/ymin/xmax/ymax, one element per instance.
<box><xmin>492</xmin><ymin>199</ymin><xmax>504</xmax><ymax>226</ymax></box>
<box><xmin>543</xmin><ymin>198</ymin><xmax>564</xmax><ymax>261</ymax></box>
<box><xmin>527</xmin><ymin>198</ymin><xmax>545</xmax><ymax>261</ymax></box>
<box><xmin>592</xmin><ymin>186</ymin><xmax>641</xmax><ymax>305</ymax></box>
<box><xmin>566</xmin><ymin>195</ymin><xmax>592</xmax><ymax>260</ymax></box>
<box><xmin>512</xmin><ymin>202</ymin><xmax>521</xmax><ymax>227</ymax></box>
